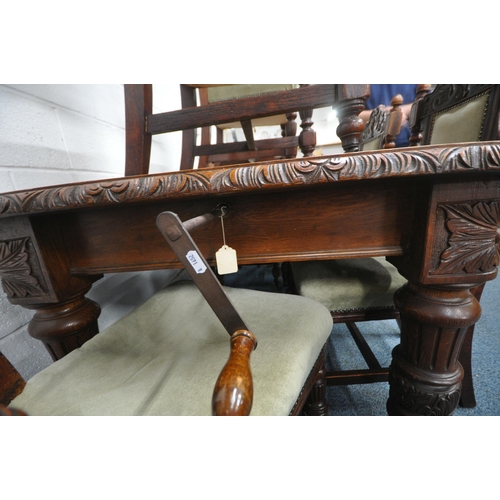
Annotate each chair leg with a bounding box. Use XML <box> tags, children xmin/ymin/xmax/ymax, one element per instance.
<box><xmin>272</xmin><ymin>262</ymin><xmax>284</xmax><ymax>291</ymax></box>
<box><xmin>302</xmin><ymin>349</ymin><xmax>327</xmax><ymax>416</ymax></box>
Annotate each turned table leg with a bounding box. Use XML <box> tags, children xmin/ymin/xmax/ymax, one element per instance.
<box><xmin>27</xmin><ymin>291</ymin><xmax>101</xmax><ymax>361</ymax></box>
<box><xmin>0</xmin><ymin>216</ymin><xmax>103</xmax><ymax>361</ymax></box>
<box><xmin>387</xmin><ymin>282</ymin><xmax>482</xmax><ymax>416</ymax></box>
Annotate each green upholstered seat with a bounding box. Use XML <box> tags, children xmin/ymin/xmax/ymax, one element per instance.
<box><xmin>290</xmin><ymin>257</ymin><xmax>406</xmax><ymax>312</ymax></box>
<box><xmin>10</xmin><ymin>281</ymin><xmax>332</xmax><ymax>416</ymax></box>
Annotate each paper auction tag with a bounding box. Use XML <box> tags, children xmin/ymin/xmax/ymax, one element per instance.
<box><xmin>216</xmin><ymin>245</ymin><xmax>238</xmax><ymax>275</ymax></box>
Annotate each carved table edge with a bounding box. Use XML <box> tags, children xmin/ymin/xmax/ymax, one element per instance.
<box><xmin>1</xmin><ymin>141</ymin><xmax>499</xmax><ymax>218</ymax></box>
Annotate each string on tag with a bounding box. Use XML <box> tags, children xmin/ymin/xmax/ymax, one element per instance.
<box><xmin>220</xmin><ymin>207</ymin><xmax>227</xmax><ymax>246</ymax></box>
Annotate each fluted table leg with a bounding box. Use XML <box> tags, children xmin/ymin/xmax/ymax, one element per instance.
<box><xmin>387</xmin><ymin>282</ymin><xmax>482</xmax><ymax>416</ymax></box>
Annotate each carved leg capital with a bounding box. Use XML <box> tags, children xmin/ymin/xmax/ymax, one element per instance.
<box><xmin>387</xmin><ymin>282</ymin><xmax>482</xmax><ymax>416</ymax></box>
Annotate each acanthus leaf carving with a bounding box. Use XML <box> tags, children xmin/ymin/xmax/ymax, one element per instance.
<box><xmin>0</xmin><ymin>239</ymin><xmax>45</xmax><ymax>298</ymax></box>
<box><xmin>433</xmin><ymin>201</ymin><xmax>500</xmax><ymax>275</ymax></box>
<box><xmin>210</xmin><ymin>157</ymin><xmax>347</xmax><ymax>190</ymax></box>
<box><xmin>389</xmin><ymin>369</ymin><xmax>461</xmax><ymax>416</ymax></box>
<box><xmin>0</xmin><ymin>172</ymin><xmax>212</xmax><ymax>216</ymax></box>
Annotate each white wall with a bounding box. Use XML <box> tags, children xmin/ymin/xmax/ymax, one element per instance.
<box><xmin>0</xmin><ymin>84</ymin><xmax>184</xmax><ymax>190</ymax></box>
<box><xmin>0</xmin><ymin>84</ymin><xmax>184</xmax><ymax>379</ymax></box>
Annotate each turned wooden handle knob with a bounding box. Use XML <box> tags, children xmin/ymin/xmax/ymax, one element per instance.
<box><xmin>212</xmin><ymin>330</ymin><xmax>257</xmax><ymax>416</ymax></box>
<box><xmin>0</xmin><ymin>404</ymin><xmax>27</xmax><ymax>416</ymax></box>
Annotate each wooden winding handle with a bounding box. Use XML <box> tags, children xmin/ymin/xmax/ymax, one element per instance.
<box><xmin>0</xmin><ymin>352</ymin><xmax>26</xmax><ymax>407</ymax></box>
<box><xmin>0</xmin><ymin>404</ymin><xmax>27</xmax><ymax>416</ymax></box>
<box><xmin>212</xmin><ymin>330</ymin><xmax>258</xmax><ymax>416</ymax></box>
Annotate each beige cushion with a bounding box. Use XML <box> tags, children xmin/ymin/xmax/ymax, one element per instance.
<box><xmin>291</xmin><ymin>257</ymin><xmax>407</xmax><ymax>311</ymax></box>
<box><xmin>207</xmin><ymin>84</ymin><xmax>299</xmax><ymax>129</ymax></box>
<box><xmin>431</xmin><ymin>92</ymin><xmax>489</xmax><ymax>145</ymax></box>
<box><xmin>11</xmin><ymin>281</ymin><xmax>332</xmax><ymax>416</ymax></box>
<box><xmin>207</xmin><ymin>85</ymin><xmax>299</xmax><ymax>103</ymax></box>
<box><xmin>361</xmin><ymin>137</ymin><xmax>382</xmax><ymax>151</ymax></box>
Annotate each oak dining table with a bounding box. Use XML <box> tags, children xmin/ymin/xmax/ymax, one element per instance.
<box><xmin>1</xmin><ymin>140</ymin><xmax>499</xmax><ymax>416</ymax></box>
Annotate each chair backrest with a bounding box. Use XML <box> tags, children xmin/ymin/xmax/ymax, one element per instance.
<box><xmin>193</xmin><ymin>84</ymin><xmax>302</xmax><ymax>169</ymax></box>
<box><xmin>360</xmin><ymin>94</ymin><xmax>404</xmax><ymax>151</ymax></box>
<box><xmin>410</xmin><ymin>84</ymin><xmax>500</xmax><ymax>146</ymax></box>
<box><xmin>360</xmin><ymin>105</ymin><xmax>387</xmax><ymax>151</ymax></box>
<box><xmin>124</xmin><ymin>84</ymin><xmax>371</xmax><ymax>176</ymax></box>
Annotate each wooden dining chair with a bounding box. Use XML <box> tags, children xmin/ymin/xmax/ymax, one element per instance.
<box><xmin>409</xmin><ymin>84</ymin><xmax>500</xmax><ymax>146</ymax></box>
<box><xmin>288</xmin><ymin>84</ymin><xmax>500</xmax><ymax>408</ymax></box>
<box><xmin>359</xmin><ymin>94</ymin><xmax>405</xmax><ymax>151</ymax></box>
<box><xmin>185</xmin><ymin>84</ymin><xmax>309</xmax><ymax>168</ymax></box>
<box><xmin>406</xmin><ymin>83</ymin><xmax>500</xmax><ymax>407</ymax></box>
<box><xmin>1</xmin><ymin>208</ymin><xmax>333</xmax><ymax>416</ymax></box>
<box><xmin>124</xmin><ymin>84</ymin><xmax>371</xmax><ymax>175</ymax></box>
<box><xmin>284</xmin><ymin>91</ymin><xmax>411</xmax><ymax>389</ymax></box>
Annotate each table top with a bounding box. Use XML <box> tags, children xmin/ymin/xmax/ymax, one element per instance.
<box><xmin>1</xmin><ymin>140</ymin><xmax>500</xmax><ymax>313</ymax></box>
<box><xmin>1</xmin><ymin>141</ymin><xmax>499</xmax><ymax>219</ymax></box>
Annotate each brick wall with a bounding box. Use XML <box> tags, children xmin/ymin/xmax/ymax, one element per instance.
<box><xmin>0</xmin><ymin>84</ymin><xmax>184</xmax><ymax>379</ymax></box>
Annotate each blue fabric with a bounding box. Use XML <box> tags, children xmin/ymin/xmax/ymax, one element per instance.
<box><xmin>365</xmin><ymin>84</ymin><xmax>418</xmax><ymax>147</ymax></box>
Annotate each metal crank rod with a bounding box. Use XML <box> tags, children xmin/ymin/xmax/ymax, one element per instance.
<box><xmin>157</xmin><ymin>206</ymin><xmax>258</xmax><ymax>416</ymax></box>
<box><xmin>156</xmin><ymin>207</ymin><xmax>251</xmax><ymax>338</ymax></box>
